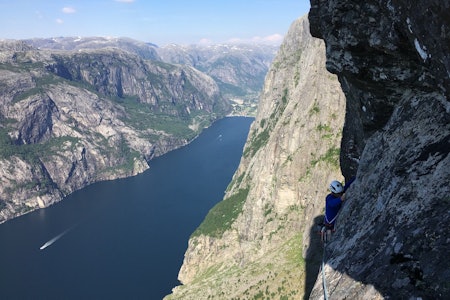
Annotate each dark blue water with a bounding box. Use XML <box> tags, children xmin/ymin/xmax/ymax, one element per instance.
<box><xmin>0</xmin><ymin>117</ymin><xmax>253</xmax><ymax>300</ymax></box>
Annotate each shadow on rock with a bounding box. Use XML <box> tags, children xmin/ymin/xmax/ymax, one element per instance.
<box><xmin>303</xmin><ymin>215</ymin><xmax>324</xmax><ymax>300</ymax></box>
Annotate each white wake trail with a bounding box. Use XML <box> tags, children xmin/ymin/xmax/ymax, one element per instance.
<box><xmin>39</xmin><ymin>226</ymin><xmax>75</xmax><ymax>250</ymax></box>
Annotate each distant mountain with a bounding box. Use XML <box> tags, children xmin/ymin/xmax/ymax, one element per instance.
<box><xmin>23</xmin><ymin>36</ymin><xmax>160</xmax><ymax>60</ymax></box>
<box><xmin>155</xmin><ymin>44</ymin><xmax>279</xmax><ymax>115</ymax></box>
<box><xmin>0</xmin><ymin>39</ymin><xmax>230</xmax><ymax>223</ymax></box>
<box><xmin>24</xmin><ymin>37</ymin><xmax>279</xmax><ymax>116</ymax></box>
<box><xmin>0</xmin><ymin>35</ymin><xmax>280</xmax><ymax>223</ymax></box>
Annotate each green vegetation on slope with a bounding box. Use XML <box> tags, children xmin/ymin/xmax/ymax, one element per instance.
<box><xmin>116</xmin><ymin>96</ymin><xmax>200</xmax><ymax>139</ymax></box>
<box><xmin>0</xmin><ymin>128</ymin><xmax>80</xmax><ymax>162</ymax></box>
<box><xmin>167</xmin><ymin>232</ymin><xmax>306</xmax><ymax>300</ymax></box>
<box><xmin>311</xmin><ymin>145</ymin><xmax>340</xmax><ymax>169</ymax></box>
<box><xmin>192</xmin><ymin>187</ymin><xmax>250</xmax><ymax>238</ymax></box>
<box><xmin>244</xmin><ymin>88</ymin><xmax>289</xmax><ymax>158</ymax></box>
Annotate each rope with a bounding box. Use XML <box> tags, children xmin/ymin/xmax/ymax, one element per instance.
<box><xmin>321</xmin><ymin>231</ymin><xmax>329</xmax><ymax>300</ymax></box>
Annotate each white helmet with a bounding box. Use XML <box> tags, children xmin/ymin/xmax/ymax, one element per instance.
<box><xmin>329</xmin><ymin>180</ymin><xmax>344</xmax><ymax>194</ymax></box>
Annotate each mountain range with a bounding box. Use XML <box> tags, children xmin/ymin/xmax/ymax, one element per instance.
<box><xmin>0</xmin><ymin>37</ymin><xmax>276</xmax><ymax>223</ymax></box>
<box><xmin>1</xmin><ymin>1</ymin><xmax>448</xmax><ymax>298</ymax></box>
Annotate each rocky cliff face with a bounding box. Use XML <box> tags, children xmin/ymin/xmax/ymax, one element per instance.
<box><xmin>45</xmin><ymin>49</ymin><xmax>226</xmax><ymax>116</ymax></box>
<box><xmin>167</xmin><ymin>15</ymin><xmax>346</xmax><ymax>299</ymax></box>
<box><xmin>156</xmin><ymin>44</ymin><xmax>278</xmax><ymax>115</ymax></box>
<box><xmin>0</xmin><ymin>40</ymin><xmax>230</xmax><ymax>223</ymax></box>
<box><xmin>309</xmin><ymin>0</ymin><xmax>449</xmax><ymax>299</ymax></box>
<box><xmin>168</xmin><ymin>1</ymin><xmax>449</xmax><ymax>298</ymax></box>
<box><xmin>27</xmin><ymin>37</ymin><xmax>277</xmax><ymax>116</ymax></box>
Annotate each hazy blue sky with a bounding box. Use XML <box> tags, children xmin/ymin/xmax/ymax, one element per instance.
<box><xmin>0</xmin><ymin>0</ymin><xmax>311</xmax><ymax>46</ymax></box>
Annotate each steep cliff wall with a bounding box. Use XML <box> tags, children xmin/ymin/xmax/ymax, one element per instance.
<box><xmin>0</xmin><ymin>42</ymin><xmax>230</xmax><ymax>223</ymax></box>
<box><xmin>167</xmin><ymin>15</ymin><xmax>346</xmax><ymax>299</ymax></box>
<box><xmin>309</xmin><ymin>0</ymin><xmax>449</xmax><ymax>298</ymax></box>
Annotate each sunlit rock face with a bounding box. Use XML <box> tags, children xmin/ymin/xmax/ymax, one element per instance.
<box><xmin>166</xmin><ymin>15</ymin><xmax>346</xmax><ymax>300</ymax></box>
<box><xmin>309</xmin><ymin>0</ymin><xmax>449</xmax><ymax>299</ymax></box>
<box><xmin>0</xmin><ymin>39</ymin><xmax>230</xmax><ymax>223</ymax></box>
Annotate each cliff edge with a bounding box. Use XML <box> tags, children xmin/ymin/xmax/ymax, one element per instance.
<box><xmin>309</xmin><ymin>0</ymin><xmax>449</xmax><ymax>298</ymax></box>
<box><xmin>167</xmin><ymin>15</ymin><xmax>346</xmax><ymax>299</ymax></box>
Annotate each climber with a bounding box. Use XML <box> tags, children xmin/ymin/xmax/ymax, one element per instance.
<box><xmin>320</xmin><ymin>177</ymin><xmax>355</xmax><ymax>242</ymax></box>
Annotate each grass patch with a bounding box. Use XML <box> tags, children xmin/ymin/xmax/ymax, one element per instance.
<box><xmin>243</xmin><ymin>128</ymin><xmax>270</xmax><ymax>158</ymax></box>
<box><xmin>286</xmin><ymin>233</ymin><xmax>304</xmax><ymax>268</ymax></box>
<box><xmin>0</xmin><ymin>129</ymin><xmax>80</xmax><ymax>163</ymax></box>
<box><xmin>311</xmin><ymin>146</ymin><xmax>340</xmax><ymax>169</ymax></box>
<box><xmin>192</xmin><ymin>187</ymin><xmax>250</xmax><ymax>238</ymax></box>
<box><xmin>309</xmin><ymin>101</ymin><xmax>320</xmax><ymax>116</ymax></box>
<box><xmin>116</xmin><ymin>96</ymin><xmax>199</xmax><ymax>139</ymax></box>
<box><xmin>316</xmin><ymin>123</ymin><xmax>331</xmax><ymax>132</ymax></box>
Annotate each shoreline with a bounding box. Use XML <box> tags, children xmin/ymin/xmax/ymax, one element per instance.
<box><xmin>0</xmin><ymin>116</ymin><xmax>255</xmax><ymax>225</ymax></box>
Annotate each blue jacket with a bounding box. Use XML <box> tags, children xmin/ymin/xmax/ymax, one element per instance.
<box><xmin>324</xmin><ymin>177</ymin><xmax>355</xmax><ymax>225</ymax></box>
<box><xmin>324</xmin><ymin>194</ymin><xmax>342</xmax><ymax>225</ymax></box>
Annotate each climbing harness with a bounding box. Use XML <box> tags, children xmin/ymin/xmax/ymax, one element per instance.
<box><xmin>324</xmin><ymin>214</ymin><xmax>338</xmax><ymax>226</ymax></box>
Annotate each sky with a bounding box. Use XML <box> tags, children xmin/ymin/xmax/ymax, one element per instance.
<box><xmin>0</xmin><ymin>0</ymin><xmax>311</xmax><ymax>46</ymax></box>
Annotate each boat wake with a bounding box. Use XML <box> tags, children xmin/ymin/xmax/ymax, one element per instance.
<box><xmin>39</xmin><ymin>226</ymin><xmax>75</xmax><ymax>250</ymax></box>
